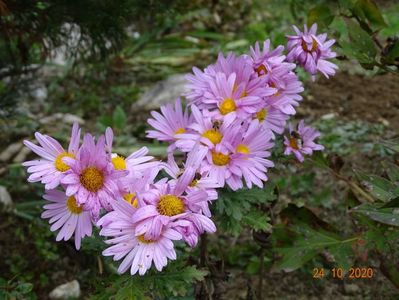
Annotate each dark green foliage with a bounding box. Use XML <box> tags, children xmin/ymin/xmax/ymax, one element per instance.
<box><xmin>215</xmin><ymin>186</ymin><xmax>276</xmax><ymax>235</ymax></box>
<box><xmin>90</xmin><ymin>262</ymin><xmax>207</xmax><ymax>300</ymax></box>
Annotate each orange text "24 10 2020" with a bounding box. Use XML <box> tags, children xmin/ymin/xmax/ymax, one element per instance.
<box><xmin>313</xmin><ymin>267</ymin><xmax>375</xmax><ymax>279</ymax></box>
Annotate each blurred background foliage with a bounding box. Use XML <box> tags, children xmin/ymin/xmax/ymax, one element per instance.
<box><xmin>1</xmin><ymin>0</ymin><xmax>399</xmax><ymax>299</ymax></box>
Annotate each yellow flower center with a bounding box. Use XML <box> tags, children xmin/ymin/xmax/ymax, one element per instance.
<box><xmin>236</xmin><ymin>144</ymin><xmax>250</xmax><ymax>154</ymax></box>
<box><xmin>137</xmin><ymin>234</ymin><xmax>154</xmax><ymax>244</ymax></box>
<box><xmin>256</xmin><ymin>109</ymin><xmax>268</xmax><ymax>121</ymax></box>
<box><xmin>66</xmin><ymin>196</ymin><xmax>83</xmax><ymax>214</ymax></box>
<box><xmin>212</xmin><ymin>151</ymin><xmax>230</xmax><ymax>166</ymax></box>
<box><xmin>175</xmin><ymin>128</ymin><xmax>186</xmax><ymax>134</ymax></box>
<box><xmin>202</xmin><ymin>129</ymin><xmax>223</xmax><ymax>145</ymax></box>
<box><xmin>54</xmin><ymin>152</ymin><xmax>75</xmax><ymax>172</ymax></box>
<box><xmin>289</xmin><ymin>137</ymin><xmax>299</xmax><ymax>150</ymax></box>
<box><xmin>112</xmin><ymin>155</ymin><xmax>126</xmax><ymax>170</ymax></box>
<box><xmin>80</xmin><ymin>167</ymin><xmax>104</xmax><ymax>192</ymax></box>
<box><xmin>123</xmin><ymin>193</ymin><xmax>138</xmax><ymax>208</ymax></box>
<box><xmin>255</xmin><ymin>64</ymin><xmax>268</xmax><ymax>76</ymax></box>
<box><xmin>157</xmin><ymin>194</ymin><xmax>185</xmax><ymax>217</ymax></box>
<box><xmin>301</xmin><ymin>38</ymin><xmax>318</xmax><ymax>52</ymax></box>
<box><xmin>220</xmin><ymin>98</ymin><xmax>236</xmax><ymax>115</ymax></box>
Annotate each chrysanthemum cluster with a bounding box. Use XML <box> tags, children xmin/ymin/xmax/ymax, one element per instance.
<box><xmin>22</xmin><ymin>24</ymin><xmax>334</xmax><ymax>276</ymax></box>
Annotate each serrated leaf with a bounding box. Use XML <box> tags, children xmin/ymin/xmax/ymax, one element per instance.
<box><xmin>274</xmin><ymin>222</ymin><xmax>357</xmax><ymax>271</ymax></box>
<box><xmin>355</xmin><ymin>170</ymin><xmax>397</xmax><ymax>202</ymax></box>
<box><xmin>242</xmin><ymin>211</ymin><xmax>271</xmax><ymax>231</ymax></box>
<box><xmin>276</xmin><ymin>247</ymin><xmax>318</xmax><ymax>272</ymax></box>
<box><xmin>90</xmin><ymin>263</ymin><xmax>206</xmax><ymax>299</ymax></box>
<box><xmin>274</xmin><ymin>206</ymin><xmax>357</xmax><ymax>271</ymax></box>
<box><xmin>352</xmin><ymin>204</ymin><xmax>399</xmax><ymax>226</ymax></box>
<box><xmin>307</xmin><ymin>5</ymin><xmax>334</xmax><ymax>29</ymax></box>
<box><xmin>115</xmin><ymin>280</ymin><xmax>147</xmax><ymax>300</ymax></box>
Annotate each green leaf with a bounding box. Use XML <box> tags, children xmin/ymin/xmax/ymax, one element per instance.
<box><xmin>381</xmin><ymin>138</ymin><xmax>399</xmax><ymax>153</ymax></box>
<box><xmin>344</xmin><ymin>19</ymin><xmax>376</xmax><ymax>63</ymax></box>
<box><xmin>90</xmin><ymin>263</ymin><xmax>206</xmax><ymax>299</ymax></box>
<box><xmin>113</xmin><ymin>105</ymin><xmax>127</xmax><ymax>131</ymax></box>
<box><xmin>242</xmin><ymin>210</ymin><xmax>271</xmax><ymax>231</ymax></box>
<box><xmin>274</xmin><ymin>222</ymin><xmax>357</xmax><ymax>271</ymax></box>
<box><xmin>363</xmin><ymin>226</ymin><xmax>391</xmax><ymax>251</ymax></box>
<box><xmin>307</xmin><ymin>5</ymin><xmax>334</xmax><ymax>29</ymax></box>
<box><xmin>15</xmin><ymin>282</ymin><xmax>33</xmax><ymax>294</ymax></box>
<box><xmin>355</xmin><ymin>170</ymin><xmax>397</xmax><ymax>202</ymax></box>
<box><xmin>338</xmin><ymin>0</ymin><xmax>356</xmax><ymax>11</ymax></box>
<box><xmin>352</xmin><ymin>203</ymin><xmax>399</xmax><ymax>226</ymax></box>
<box><xmin>216</xmin><ymin>186</ymin><xmax>276</xmax><ymax>234</ymax></box>
<box><xmin>382</xmin><ymin>161</ymin><xmax>399</xmax><ymax>182</ymax></box>
<box><xmin>115</xmin><ymin>280</ymin><xmax>147</xmax><ymax>300</ymax></box>
<box><xmin>355</xmin><ymin>0</ymin><xmax>387</xmax><ymax>28</ymax></box>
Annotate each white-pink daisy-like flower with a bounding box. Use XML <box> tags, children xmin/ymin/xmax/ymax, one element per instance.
<box><xmin>175</xmin><ymin>104</ymin><xmax>235</xmax><ymax>152</ymax></box>
<box><xmin>105</xmin><ymin>127</ymin><xmax>159</xmax><ymax>175</ymax></box>
<box><xmin>61</xmin><ymin>133</ymin><xmax>127</xmax><ymax>218</ymax></box>
<box><xmin>146</xmin><ymin>98</ymin><xmax>194</xmax><ymax>152</ymax></box>
<box><xmin>42</xmin><ymin>189</ymin><xmax>93</xmax><ymax>250</ymax></box>
<box><xmin>253</xmin><ymin>104</ymin><xmax>289</xmax><ymax>137</ymax></box>
<box><xmin>23</xmin><ymin>123</ymin><xmax>81</xmax><ymax>190</ymax></box>
<box><xmin>286</xmin><ymin>23</ymin><xmax>338</xmax><ymax>79</ymax></box>
<box><xmin>249</xmin><ymin>39</ymin><xmax>286</xmax><ymax>76</ymax></box>
<box><xmin>132</xmin><ymin>165</ymin><xmax>216</xmax><ymax>243</ymax></box>
<box><xmin>201</xmin><ymin>120</ymin><xmax>274</xmax><ymax>190</ymax></box>
<box><xmin>162</xmin><ymin>144</ymin><xmax>221</xmax><ymax>214</ymax></box>
<box><xmin>284</xmin><ymin>120</ymin><xmax>324</xmax><ymax>162</ymax></box>
<box><xmin>98</xmin><ymin>198</ymin><xmax>182</xmax><ymax>276</ymax></box>
<box><xmin>205</xmin><ymin>72</ymin><xmax>263</xmax><ymax>120</ymax></box>
<box><xmin>264</xmin><ymin>62</ymin><xmax>304</xmax><ymax>115</ymax></box>
<box><xmin>185</xmin><ymin>53</ymin><xmax>276</xmax><ymax>117</ymax></box>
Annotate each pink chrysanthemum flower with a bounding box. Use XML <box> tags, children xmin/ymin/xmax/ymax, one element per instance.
<box><xmin>61</xmin><ymin>133</ymin><xmax>127</xmax><ymax>218</ymax></box>
<box><xmin>106</xmin><ymin>127</ymin><xmax>159</xmax><ymax>176</ymax></box>
<box><xmin>23</xmin><ymin>123</ymin><xmax>81</xmax><ymax>190</ymax></box>
<box><xmin>185</xmin><ymin>53</ymin><xmax>250</xmax><ymax>108</ymax></box>
<box><xmin>246</xmin><ymin>41</ymin><xmax>304</xmax><ymax>115</ymax></box>
<box><xmin>132</xmin><ymin>166</ymin><xmax>216</xmax><ymax>243</ymax></box>
<box><xmin>286</xmin><ymin>23</ymin><xmax>338</xmax><ymax>79</ymax></box>
<box><xmin>284</xmin><ymin>120</ymin><xmax>324</xmax><ymax>162</ymax></box>
<box><xmin>98</xmin><ymin>198</ymin><xmax>181</xmax><ymax>276</ymax></box>
<box><xmin>162</xmin><ymin>144</ymin><xmax>221</xmax><ymax>215</ymax></box>
<box><xmin>146</xmin><ymin>98</ymin><xmax>193</xmax><ymax>152</ymax></box>
<box><xmin>205</xmin><ymin>72</ymin><xmax>265</xmax><ymax>120</ymax></box>
<box><xmin>263</xmin><ymin>62</ymin><xmax>304</xmax><ymax>115</ymax></box>
<box><xmin>117</xmin><ymin>166</ymin><xmax>162</xmax><ymax>213</ymax></box>
<box><xmin>175</xmin><ymin>105</ymin><xmax>235</xmax><ymax>152</ymax></box>
<box><xmin>42</xmin><ymin>189</ymin><xmax>92</xmax><ymax>250</ymax></box>
<box><xmin>249</xmin><ymin>39</ymin><xmax>286</xmax><ymax>76</ymax></box>
<box><xmin>254</xmin><ymin>104</ymin><xmax>289</xmax><ymax>137</ymax></box>
<box><xmin>201</xmin><ymin>120</ymin><xmax>274</xmax><ymax>190</ymax></box>
<box><xmin>185</xmin><ymin>53</ymin><xmax>275</xmax><ymax>116</ymax></box>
